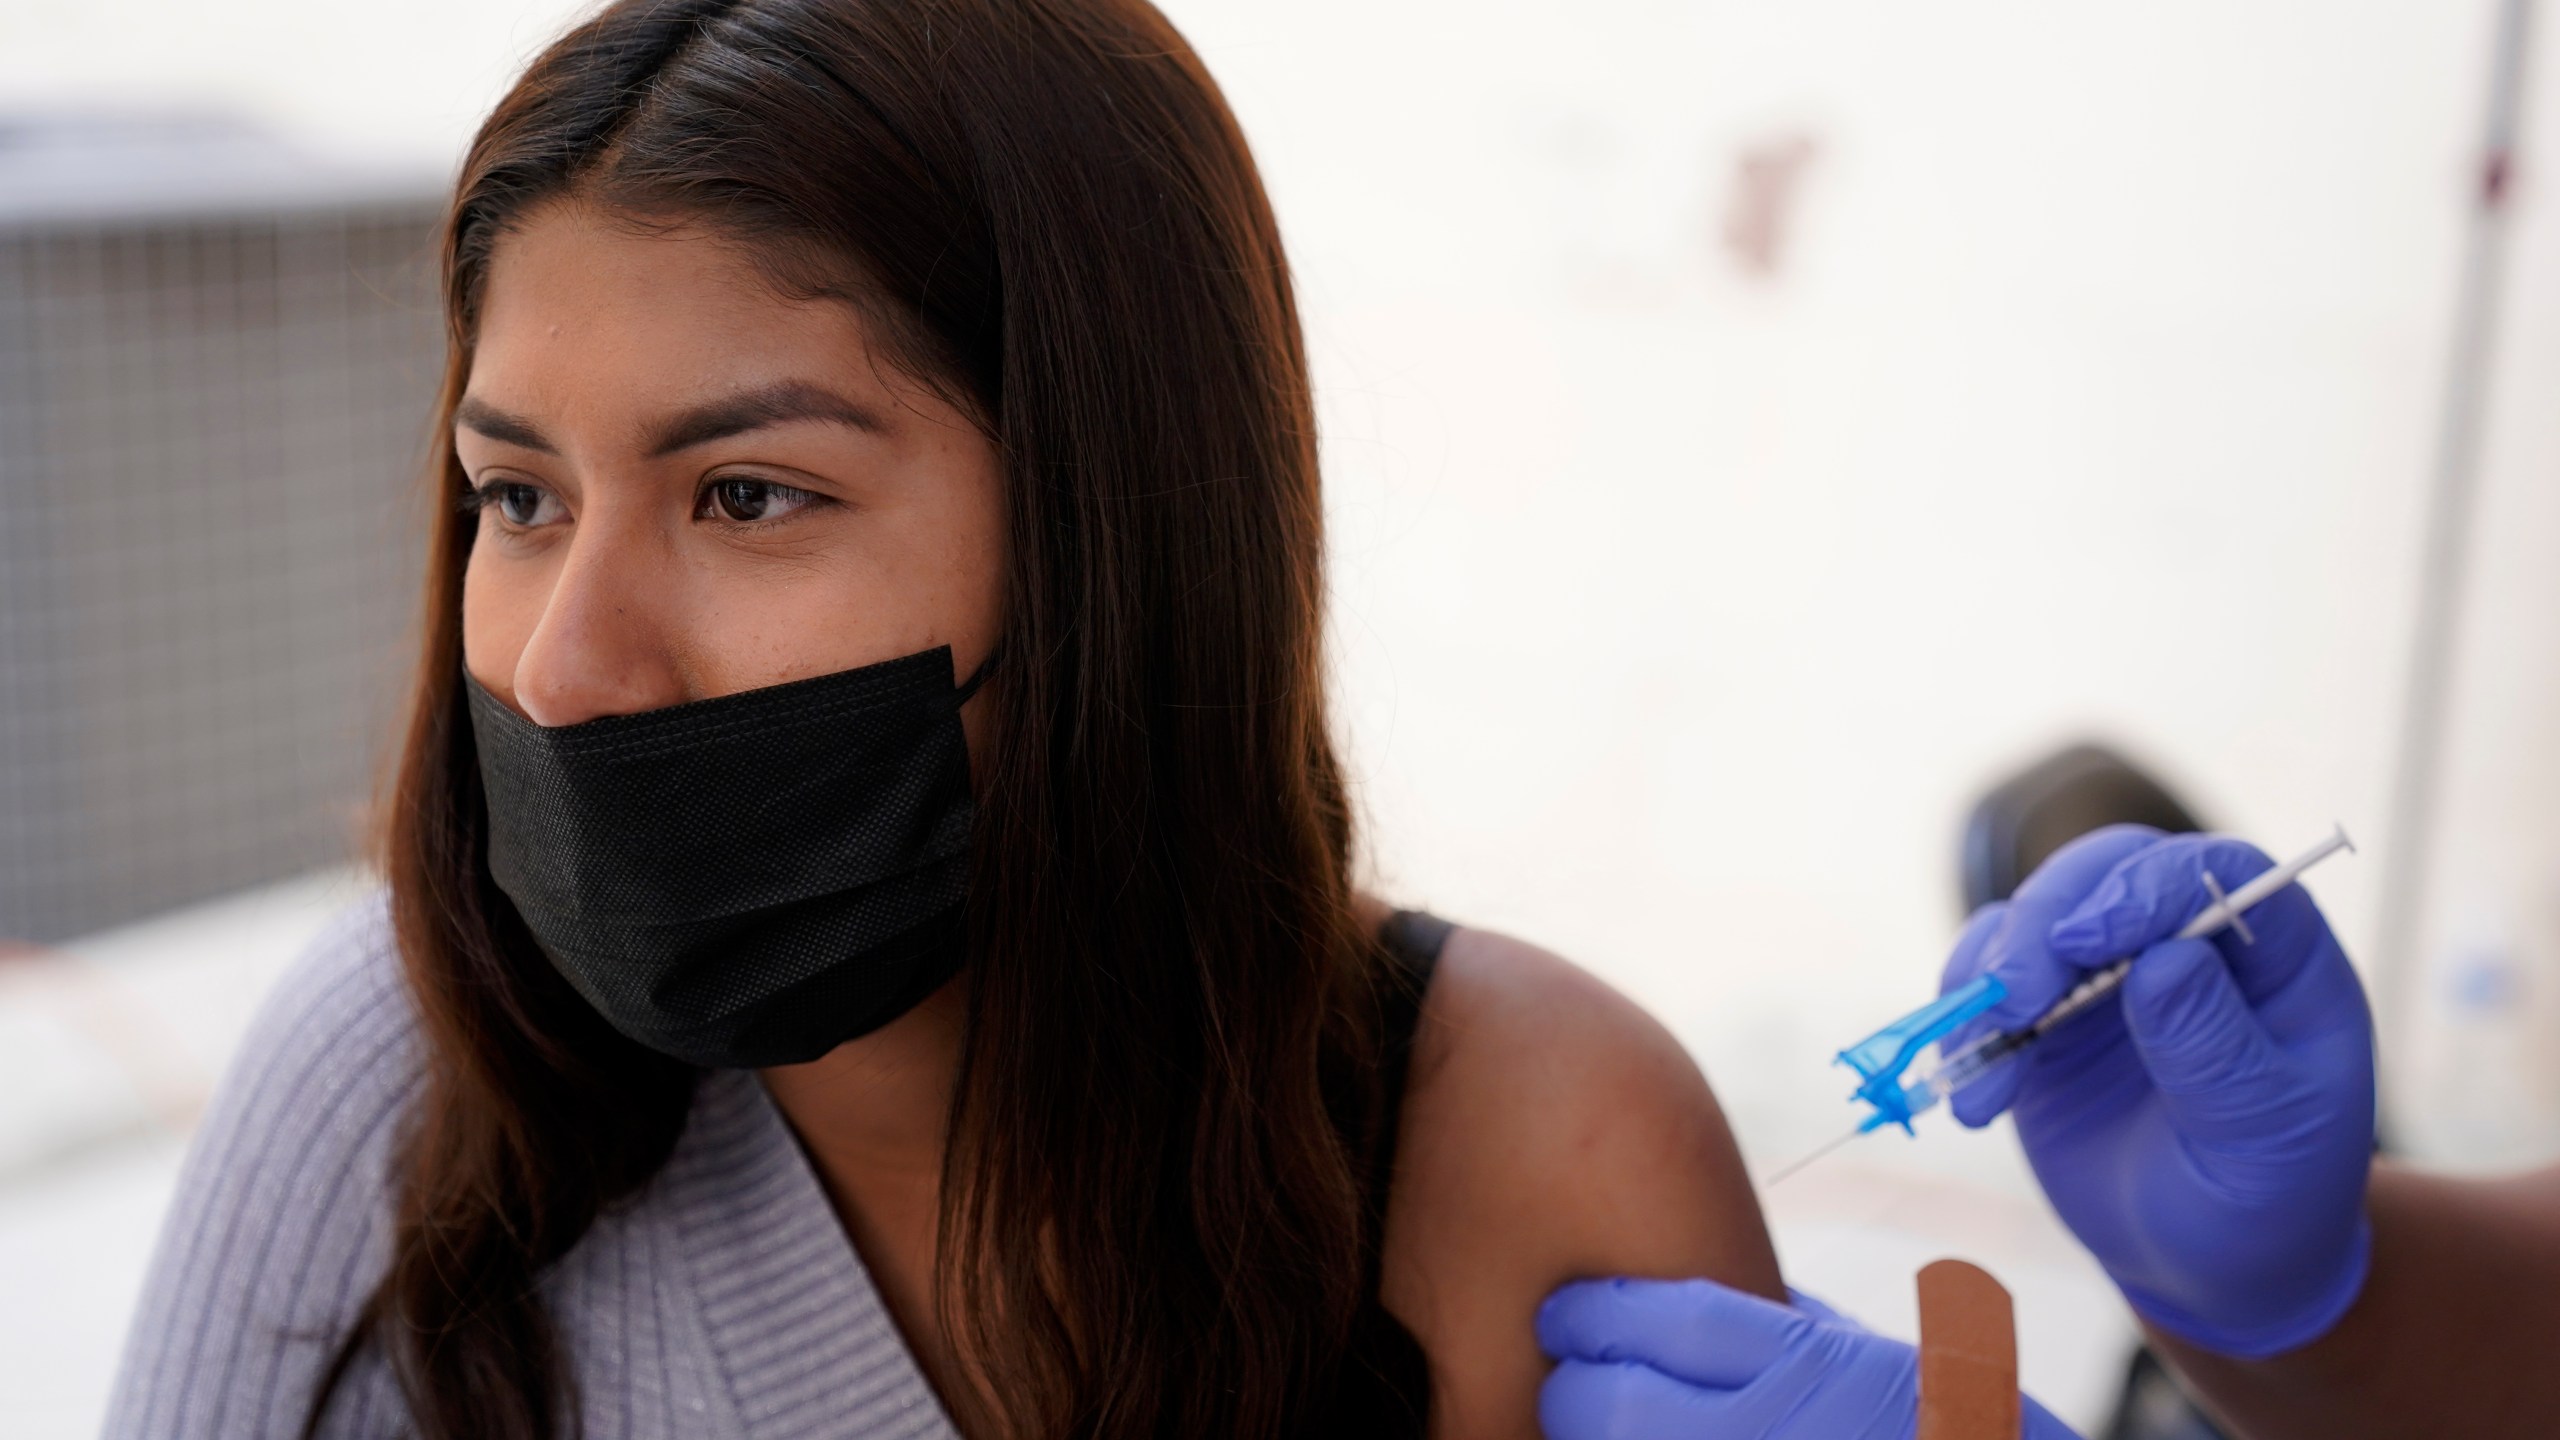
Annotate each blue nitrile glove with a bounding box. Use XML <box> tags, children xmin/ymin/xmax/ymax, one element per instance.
<box><xmin>1938</xmin><ymin>826</ymin><xmax>2377</xmax><ymax>1357</ymax></box>
<box><xmin>1536</xmin><ymin>1278</ymin><xmax>2083</xmax><ymax>1440</ymax></box>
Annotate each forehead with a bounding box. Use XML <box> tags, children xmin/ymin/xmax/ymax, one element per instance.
<box><xmin>468</xmin><ymin>203</ymin><xmax>878</xmax><ymax>415</ymax></box>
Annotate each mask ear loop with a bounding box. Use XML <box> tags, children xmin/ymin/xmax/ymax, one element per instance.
<box><xmin>953</xmin><ymin>645</ymin><xmax>1000</xmax><ymax>707</ymax></box>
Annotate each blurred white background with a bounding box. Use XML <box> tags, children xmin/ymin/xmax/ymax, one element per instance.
<box><xmin>5</xmin><ymin>1</ymin><xmax>2558</xmax><ymax>1434</ymax></box>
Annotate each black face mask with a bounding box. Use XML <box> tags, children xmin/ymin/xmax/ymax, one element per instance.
<box><xmin>464</xmin><ymin>646</ymin><xmax>986</xmax><ymax>1069</ymax></box>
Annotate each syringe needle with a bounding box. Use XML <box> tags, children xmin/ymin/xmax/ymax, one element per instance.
<box><xmin>1758</xmin><ymin>1121</ymin><xmax>1866</xmax><ymax>1189</ymax></box>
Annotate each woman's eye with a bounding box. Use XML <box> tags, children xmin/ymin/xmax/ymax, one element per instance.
<box><xmin>470</xmin><ymin>480</ymin><xmax>563</xmax><ymax>529</ymax></box>
<box><xmin>699</xmin><ymin>477</ymin><xmax>817</xmax><ymax>524</ymax></box>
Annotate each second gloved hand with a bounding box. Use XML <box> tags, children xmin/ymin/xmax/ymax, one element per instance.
<box><xmin>1536</xmin><ymin>1278</ymin><xmax>2082</xmax><ymax>1440</ymax></box>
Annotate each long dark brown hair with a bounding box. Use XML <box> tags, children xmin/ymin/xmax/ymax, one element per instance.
<box><xmin>332</xmin><ymin>1</ymin><xmax>1407</xmax><ymax>1436</ymax></box>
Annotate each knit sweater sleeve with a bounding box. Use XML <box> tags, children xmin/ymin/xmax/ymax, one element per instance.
<box><xmin>101</xmin><ymin>895</ymin><xmax>424</xmax><ymax>1438</ymax></box>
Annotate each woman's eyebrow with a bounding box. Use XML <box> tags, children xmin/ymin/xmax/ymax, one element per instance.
<box><xmin>644</xmin><ymin>381</ymin><xmax>890</xmax><ymax>457</ymax></box>
<box><xmin>454</xmin><ymin>397</ymin><xmax>557</xmax><ymax>454</ymax></box>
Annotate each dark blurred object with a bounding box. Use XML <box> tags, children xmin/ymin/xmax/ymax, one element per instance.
<box><xmin>0</xmin><ymin>114</ymin><xmax>443</xmax><ymax>943</ymax></box>
<box><xmin>1959</xmin><ymin>743</ymin><xmax>2206</xmax><ymax>912</ymax></box>
<box><xmin>2101</xmin><ymin>1347</ymin><xmax>2232</xmax><ymax>1440</ymax></box>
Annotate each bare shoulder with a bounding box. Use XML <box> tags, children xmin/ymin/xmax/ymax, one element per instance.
<box><xmin>1381</xmin><ymin>923</ymin><xmax>1783</xmax><ymax>1437</ymax></box>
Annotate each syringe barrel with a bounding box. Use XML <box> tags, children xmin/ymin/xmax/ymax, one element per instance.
<box><xmin>1924</xmin><ymin>1026</ymin><xmax>2025</xmax><ymax>1099</ymax></box>
<box><xmin>1927</xmin><ymin>827</ymin><xmax>2353</xmax><ymax>1102</ymax></box>
<box><xmin>2026</xmin><ymin>957</ymin><xmax>2136</xmax><ymax>1037</ymax></box>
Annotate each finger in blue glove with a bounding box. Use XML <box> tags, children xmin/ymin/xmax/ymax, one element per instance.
<box><xmin>1535</xmin><ymin>1278</ymin><xmax>2084</xmax><ymax>1440</ymax></box>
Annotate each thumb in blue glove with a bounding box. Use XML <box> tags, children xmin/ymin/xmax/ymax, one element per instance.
<box><xmin>1535</xmin><ymin>1278</ymin><xmax>2083</xmax><ymax>1440</ymax></box>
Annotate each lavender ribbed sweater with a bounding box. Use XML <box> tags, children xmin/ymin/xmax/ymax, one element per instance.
<box><xmin>102</xmin><ymin>898</ymin><xmax>959</xmax><ymax>1439</ymax></box>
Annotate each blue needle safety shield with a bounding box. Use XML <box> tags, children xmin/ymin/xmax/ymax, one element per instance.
<box><xmin>1833</xmin><ymin>972</ymin><xmax>2007</xmax><ymax>1133</ymax></box>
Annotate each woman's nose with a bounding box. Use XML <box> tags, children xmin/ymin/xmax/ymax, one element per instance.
<box><xmin>507</xmin><ymin>527</ymin><xmax>692</xmax><ymax>728</ymax></box>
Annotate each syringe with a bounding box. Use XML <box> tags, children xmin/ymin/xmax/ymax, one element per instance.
<box><xmin>1762</xmin><ymin>825</ymin><xmax>2356</xmax><ymax>1187</ymax></box>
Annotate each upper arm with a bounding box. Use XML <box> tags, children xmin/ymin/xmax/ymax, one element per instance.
<box><xmin>1380</xmin><ymin>925</ymin><xmax>1782</xmax><ymax>1439</ymax></box>
<box><xmin>102</xmin><ymin>897</ymin><xmax>421</xmax><ymax>1440</ymax></box>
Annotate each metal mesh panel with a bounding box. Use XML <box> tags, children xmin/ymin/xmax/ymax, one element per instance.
<box><xmin>0</xmin><ymin>169</ymin><xmax>443</xmax><ymax>942</ymax></box>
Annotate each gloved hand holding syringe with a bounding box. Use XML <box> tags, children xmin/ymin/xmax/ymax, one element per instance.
<box><xmin>1542</xmin><ymin>822</ymin><xmax>2383</xmax><ymax>1435</ymax></box>
<box><xmin>1764</xmin><ymin>824</ymin><xmax>2357</xmax><ymax>1186</ymax></box>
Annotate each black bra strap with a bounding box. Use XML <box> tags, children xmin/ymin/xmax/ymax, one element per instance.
<box><xmin>1372</xmin><ymin>911</ymin><xmax>1447</xmax><ymax>1123</ymax></box>
<box><xmin>1328</xmin><ymin>908</ymin><xmax>1451</xmax><ymax>1432</ymax></box>
<box><xmin>1379</xmin><ymin>909</ymin><xmax>1454</xmax><ymax>980</ymax></box>
<box><xmin>1361</xmin><ymin>908</ymin><xmax>1449</xmax><ymax>1237</ymax></box>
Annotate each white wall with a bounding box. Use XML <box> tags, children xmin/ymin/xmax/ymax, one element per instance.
<box><xmin>8</xmin><ymin>0</ymin><xmax>2558</xmax><ymax>1258</ymax></box>
<box><xmin>1181</xmin><ymin>0</ymin><xmax>2560</xmax><ymax>1173</ymax></box>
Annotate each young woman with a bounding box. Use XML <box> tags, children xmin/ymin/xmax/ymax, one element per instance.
<box><xmin>105</xmin><ymin>1</ymin><xmax>1782</xmax><ymax>1436</ymax></box>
